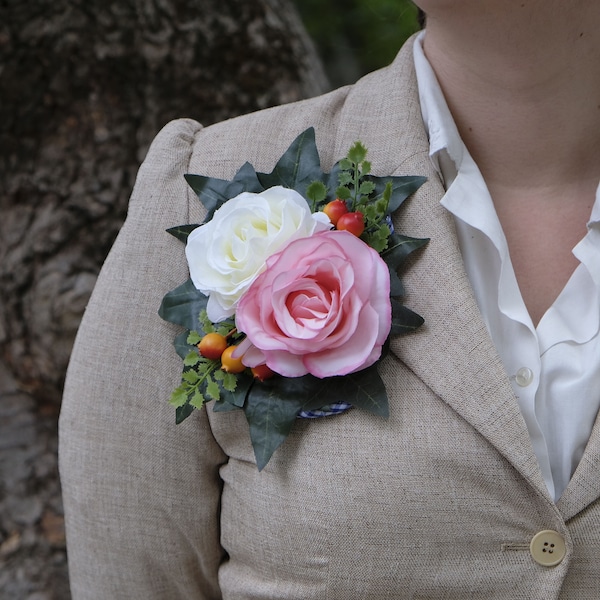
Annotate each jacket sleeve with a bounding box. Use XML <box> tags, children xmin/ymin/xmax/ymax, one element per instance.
<box><xmin>59</xmin><ymin>118</ymin><xmax>227</xmax><ymax>600</ymax></box>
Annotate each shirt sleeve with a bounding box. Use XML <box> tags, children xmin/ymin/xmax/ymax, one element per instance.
<box><xmin>59</xmin><ymin>118</ymin><xmax>227</xmax><ymax>600</ymax></box>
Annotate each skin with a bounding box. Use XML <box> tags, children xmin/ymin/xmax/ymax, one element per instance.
<box><xmin>414</xmin><ymin>0</ymin><xmax>600</xmax><ymax>325</ymax></box>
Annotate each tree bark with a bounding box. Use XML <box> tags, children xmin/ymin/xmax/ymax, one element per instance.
<box><xmin>0</xmin><ymin>0</ymin><xmax>328</xmax><ymax>404</ymax></box>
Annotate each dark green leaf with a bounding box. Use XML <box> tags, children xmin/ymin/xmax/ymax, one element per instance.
<box><xmin>382</xmin><ymin>233</ymin><xmax>429</xmax><ymax>271</ymax></box>
<box><xmin>244</xmin><ymin>381</ymin><xmax>306</xmax><ymax>471</ymax></box>
<box><xmin>184</xmin><ymin>162</ymin><xmax>263</xmax><ymax>222</ymax></box>
<box><xmin>222</xmin><ymin>371</ymin><xmax>253</xmax><ymax>408</ymax></box>
<box><xmin>391</xmin><ymin>300</ymin><xmax>425</xmax><ymax>335</ymax></box>
<box><xmin>166</xmin><ymin>224</ymin><xmax>200</xmax><ymax>243</ymax></box>
<box><xmin>243</xmin><ymin>375</ymin><xmax>330</xmax><ymax>470</ymax></box>
<box><xmin>184</xmin><ymin>173</ymin><xmax>232</xmax><ymax>216</ymax></box>
<box><xmin>175</xmin><ymin>403</ymin><xmax>194</xmax><ymax>424</ymax></box>
<box><xmin>365</xmin><ymin>175</ymin><xmax>426</xmax><ymax>214</ymax></box>
<box><xmin>388</xmin><ymin>268</ymin><xmax>405</xmax><ymax>297</ymax></box>
<box><xmin>257</xmin><ymin>128</ymin><xmax>324</xmax><ymax>198</ymax></box>
<box><xmin>243</xmin><ymin>366</ymin><xmax>390</xmax><ymax>470</ymax></box>
<box><xmin>312</xmin><ymin>365</ymin><xmax>389</xmax><ymax>417</ymax></box>
<box><xmin>158</xmin><ymin>279</ymin><xmax>208</xmax><ymax>331</ymax></box>
<box><xmin>174</xmin><ymin>331</ymin><xmax>197</xmax><ymax>360</ymax></box>
<box><xmin>230</xmin><ymin>161</ymin><xmax>264</xmax><ymax>193</ymax></box>
<box><xmin>212</xmin><ymin>398</ymin><xmax>241</xmax><ymax>413</ymax></box>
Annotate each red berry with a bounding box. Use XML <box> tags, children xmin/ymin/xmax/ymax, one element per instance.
<box><xmin>251</xmin><ymin>363</ymin><xmax>276</xmax><ymax>381</ymax></box>
<box><xmin>336</xmin><ymin>211</ymin><xmax>365</xmax><ymax>237</ymax></box>
<box><xmin>198</xmin><ymin>333</ymin><xmax>228</xmax><ymax>360</ymax></box>
<box><xmin>322</xmin><ymin>199</ymin><xmax>349</xmax><ymax>226</ymax></box>
<box><xmin>220</xmin><ymin>345</ymin><xmax>246</xmax><ymax>373</ymax></box>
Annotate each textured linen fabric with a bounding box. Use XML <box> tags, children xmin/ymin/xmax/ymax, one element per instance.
<box><xmin>413</xmin><ymin>32</ymin><xmax>600</xmax><ymax>502</ymax></box>
<box><xmin>59</xmin><ymin>36</ymin><xmax>600</xmax><ymax>599</ymax></box>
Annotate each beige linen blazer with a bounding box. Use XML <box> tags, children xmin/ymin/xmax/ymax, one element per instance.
<box><xmin>59</xmin><ymin>38</ymin><xmax>600</xmax><ymax>599</ymax></box>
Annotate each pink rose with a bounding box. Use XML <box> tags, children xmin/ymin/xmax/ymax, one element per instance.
<box><xmin>235</xmin><ymin>230</ymin><xmax>391</xmax><ymax>379</ymax></box>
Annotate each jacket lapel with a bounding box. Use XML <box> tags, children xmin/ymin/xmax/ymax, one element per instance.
<box><xmin>557</xmin><ymin>424</ymin><xmax>600</xmax><ymax>518</ymax></box>
<box><xmin>333</xmin><ymin>37</ymin><xmax>552</xmax><ymax>501</ymax></box>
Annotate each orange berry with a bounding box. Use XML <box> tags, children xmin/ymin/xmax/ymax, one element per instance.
<box><xmin>323</xmin><ymin>199</ymin><xmax>349</xmax><ymax>226</ymax></box>
<box><xmin>220</xmin><ymin>345</ymin><xmax>246</xmax><ymax>373</ymax></box>
<box><xmin>198</xmin><ymin>332</ymin><xmax>228</xmax><ymax>360</ymax></box>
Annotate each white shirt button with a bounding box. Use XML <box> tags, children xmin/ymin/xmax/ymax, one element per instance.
<box><xmin>530</xmin><ymin>530</ymin><xmax>566</xmax><ymax>567</ymax></box>
<box><xmin>515</xmin><ymin>367</ymin><xmax>534</xmax><ymax>387</ymax></box>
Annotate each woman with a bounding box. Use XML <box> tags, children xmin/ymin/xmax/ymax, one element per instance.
<box><xmin>59</xmin><ymin>1</ymin><xmax>600</xmax><ymax>597</ymax></box>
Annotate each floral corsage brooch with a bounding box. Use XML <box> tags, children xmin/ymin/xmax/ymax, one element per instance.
<box><xmin>159</xmin><ymin>127</ymin><xmax>427</xmax><ymax>469</ymax></box>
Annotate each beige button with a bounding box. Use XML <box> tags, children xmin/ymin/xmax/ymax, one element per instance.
<box><xmin>530</xmin><ymin>530</ymin><xmax>566</xmax><ymax>567</ymax></box>
<box><xmin>515</xmin><ymin>367</ymin><xmax>534</xmax><ymax>387</ymax></box>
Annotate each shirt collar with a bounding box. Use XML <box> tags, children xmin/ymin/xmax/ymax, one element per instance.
<box><xmin>413</xmin><ymin>31</ymin><xmax>464</xmax><ymax>187</ymax></box>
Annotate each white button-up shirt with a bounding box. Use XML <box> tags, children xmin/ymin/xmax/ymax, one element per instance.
<box><xmin>413</xmin><ymin>32</ymin><xmax>600</xmax><ymax>501</ymax></box>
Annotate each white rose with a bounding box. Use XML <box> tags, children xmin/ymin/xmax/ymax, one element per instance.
<box><xmin>185</xmin><ymin>186</ymin><xmax>331</xmax><ymax>322</ymax></box>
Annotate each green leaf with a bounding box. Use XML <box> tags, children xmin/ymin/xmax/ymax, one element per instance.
<box><xmin>306</xmin><ymin>180</ymin><xmax>328</xmax><ymax>206</ymax></box>
<box><xmin>182</xmin><ymin>369</ymin><xmax>200</xmax><ymax>384</ymax></box>
<box><xmin>206</xmin><ymin>378</ymin><xmax>220</xmax><ymax>401</ymax></box>
<box><xmin>222</xmin><ymin>371</ymin><xmax>238</xmax><ymax>392</ymax></box>
<box><xmin>183</xmin><ymin>350</ymin><xmax>201</xmax><ymax>367</ymax></box>
<box><xmin>187</xmin><ymin>331</ymin><xmax>202</xmax><ymax>345</ymax></box>
<box><xmin>166</xmin><ymin>224</ymin><xmax>200</xmax><ymax>243</ymax></box>
<box><xmin>391</xmin><ymin>300</ymin><xmax>425</xmax><ymax>335</ymax></box>
<box><xmin>338</xmin><ymin>171</ymin><xmax>353</xmax><ymax>186</ymax></box>
<box><xmin>359</xmin><ymin>181</ymin><xmax>376</xmax><ymax>196</ymax></box>
<box><xmin>199</xmin><ymin>311</ymin><xmax>215</xmax><ymax>334</ymax></box>
<box><xmin>347</xmin><ymin>140</ymin><xmax>368</xmax><ymax>164</ymax></box>
<box><xmin>158</xmin><ymin>279</ymin><xmax>208</xmax><ymax>331</ymax></box>
<box><xmin>169</xmin><ymin>385</ymin><xmax>189</xmax><ymax>408</ymax></box>
<box><xmin>257</xmin><ymin>128</ymin><xmax>324</xmax><ymax>199</ymax></box>
<box><xmin>189</xmin><ymin>389</ymin><xmax>206</xmax><ymax>410</ymax></box>
<box><xmin>336</xmin><ymin>186</ymin><xmax>351</xmax><ymax>201</ymax></box>
<box><xmin>338</xmin><ymin>158</ymin><xmax>353</xmax><ymax>171</ymax></box>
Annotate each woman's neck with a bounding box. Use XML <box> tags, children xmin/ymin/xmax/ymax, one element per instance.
<box><xmin>422</xmin><ymin>2</ymin><xmax>600</xmax><ymax>194</ymax></box>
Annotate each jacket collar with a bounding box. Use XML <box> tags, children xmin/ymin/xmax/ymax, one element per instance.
<box><xmin>333</xmin><ymin>37</ymin><xmax>564</xmax><ymax>507</ymax></box>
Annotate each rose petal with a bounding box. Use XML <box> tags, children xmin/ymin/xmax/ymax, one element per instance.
<box><xmin>304</xmin><ymin>303</ymin><xmax>381</xmax><ymax>378</ymax></box>
<box><xmin>262</xmin><ymin>349</ymin><xmax>309</xmax><ymax>378</ymax></box>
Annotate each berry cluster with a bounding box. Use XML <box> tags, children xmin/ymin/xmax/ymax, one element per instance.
<box><xmin>197</xmin><ymin>332</ymin><xmax>274</xmax><ymax>381</ymax></box>
<box><xmin>322</xmin><ymin>199</ymin><xmax>365</xmax><ymax>237</ymax></box>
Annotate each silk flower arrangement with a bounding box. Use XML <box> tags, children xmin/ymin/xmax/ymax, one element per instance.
<box><xmin>159</xmin><ymin>128</ymin><xmax>427</xmax><ymax>469</ymax></box>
